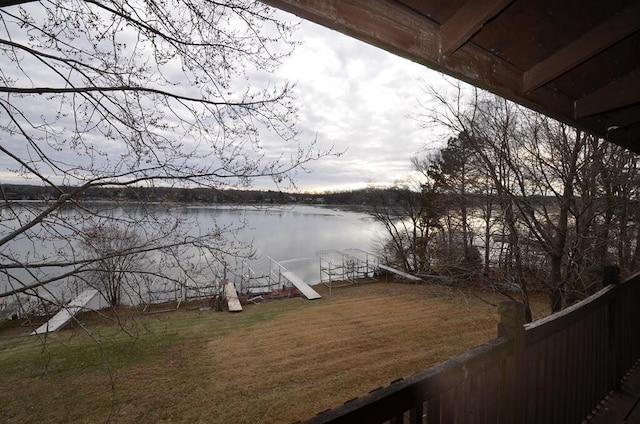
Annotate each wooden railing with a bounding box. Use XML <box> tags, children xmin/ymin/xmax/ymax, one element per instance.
<box><xmin>304</xmin><ymin>272</ymin><xmax>640</xmax><ymax>424</ymax></box>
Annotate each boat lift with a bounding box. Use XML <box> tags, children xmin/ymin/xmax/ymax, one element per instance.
<box><xmin>237</xmin><ymin>257</ymin><xmax>321</xmax><ymax>300</ymax></box>
<box><xmin>237</xmin><ymin>258</ymin><xmax>272</xmax><ymax>295</ymax></box>
<box><xmin>344</xmin><ymin>248</ymin><xmax>380</xmax><ymax>277</ymax></box>
<box><xmin>317</xmin><ymin>248</ymin><xmax>423</xmax><ymax>293</ymax></box>
<box><xmin>316</xmin><ymin>249</ymin><xmax>380</xmax><ymax>293</ymax></box>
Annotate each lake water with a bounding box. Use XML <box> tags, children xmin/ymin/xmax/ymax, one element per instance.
<box><xmin>170</xmin><ymin>203</ymin><xmax>385</xmax><ymax>286</ymax></box>
<box><xmin>0</xmin><ymin>203</ymin><xmax>385</xmax><ymax>307</ymax></box>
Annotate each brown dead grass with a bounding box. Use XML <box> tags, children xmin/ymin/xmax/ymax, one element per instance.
<box><xmin>0</xmin><ymin>281</ymin><xmax>549</xmax><ymax>424</ymax></box>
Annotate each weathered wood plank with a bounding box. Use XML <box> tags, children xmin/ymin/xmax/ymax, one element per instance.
<box><xmin>584</xmin><ymin>315</ymin><xmax>597</xmax><ymax>416</ymax></box>
<box><xmin>408</xmin><ymin>404</ymin><xmax>423</xmax><ymax>424</ymax></box>
<box><xmin>440</xmin><ymin>0</ymin><xmax>513</xmax><ymax>56</ymax></box>
<box><xmin>524</xmin><ymin>283</ymin><xmax>619</xmax><ymax>345</ymax></box>
<box><xmin>575</xmin><ymin>69</ymin><xmax>640</xmax><ymax>118</ymax></box>
<box><xmin>484</xmin><ymin>366</ymin><xmax>498</xmax><ymax>423</ymax></box>
<box><xmin>523</xmin><ymin>1</ymin><xmax>640</xmax><ymax>92</ymax></box>
<box><xmin>440</xmin><ymin>389</ymin><xmax>454</xmax><ymax>424</ymax></box>
<box><xmin>224</xmin><ymin>281</ymin><xmax>243</xmax><ymax>312</ymax></box>
<box><xmin>587</xmin><ymin>391</ymin><xmax>638</xmax><ymax>424</ymax></box>
<box><xmin>525</xmin><ymin>342</ymin><xmax>538</xmax><ymax>424</ymax></box>
<box><xmin>626</xmin><ymin>405</ymin><xmax>640</xmax><ymax>424</ymax></box>
<box><xmin>623</xmin><ymin>363</ymin><xmax>640</xmax><ymax>397</ymax></box>
<box><xmin>426</xmin><ymin>396</ymin><xmax>440</xmax><ymax>424</ymax></box>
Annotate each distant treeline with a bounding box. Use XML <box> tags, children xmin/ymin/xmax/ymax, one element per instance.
<box><xmin>0</xmin><ymin>183</ymin><xmax>420</xmax><ymax>206</ymax></box>
<box><xmin>0</xmin><ymin>183</ymin><xmax>586</xmax><ymax>210</ymax></box>
<box><xmin>0</xmin><ymin>183</ymin><xmax>304</xmax><ymax>204</ymax></box>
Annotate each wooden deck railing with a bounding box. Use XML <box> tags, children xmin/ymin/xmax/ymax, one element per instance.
<box><xmin>304</xmin><ymin>272</ymin><xmax>640</xmax><ymax>424</ymax></box>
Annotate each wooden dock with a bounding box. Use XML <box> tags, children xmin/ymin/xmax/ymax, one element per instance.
<box><xmin>223</xmin><ymin>281</ymin><xmax>243</xmax><ymax>312</ymax></box>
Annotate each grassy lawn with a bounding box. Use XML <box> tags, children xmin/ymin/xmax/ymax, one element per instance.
<box><xmin>0</xmin><ymin>282</ymin><xmax>549</xmax><ymax>423</ymax></box>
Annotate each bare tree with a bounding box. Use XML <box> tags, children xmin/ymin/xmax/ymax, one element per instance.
<box><xmin>371</xmin><ymin>179</ymin><xmax>444</xmax><ymax>276</ymax></box>
<box><xmin>417</xmin><ymin>79</ymin><xmax>640</xmax><ymax>317</ymax></box>
<box><xmin>594</xmin><ymin>145</ymin><xmax>640</xmax><ymax>274</ymax></box>
<box><xmin>79</xmin><ymin>222</ymin><xmax>146</xmax><ymax>306</ymax></box>
<box><xmin>0</xmin><ymin>1</ymin><xmax>330</xmax><ymax>316</ymax></box>
<box><xmin>418</xmin><ymin>135</ymin><xmax>486</xmax><ymax>279</ymax></box>
<box><xmin>417</xmin><ymin>83</ymin><xmax>534</xmax><ymax>320</ymax></box>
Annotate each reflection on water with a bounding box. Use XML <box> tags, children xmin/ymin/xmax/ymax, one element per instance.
<box><xmin>182</xmin><ymin>204</ymin><xmax>384</xmax><ymax>285</ymax></box>
<box><xmin>0</xmin><ymin>203</ymin><xmax>384</xmax><ymax>305</ymax></box>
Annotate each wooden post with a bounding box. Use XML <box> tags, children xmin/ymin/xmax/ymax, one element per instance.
<box><xmin>603</xmin><ymin>265</ymin><xmax>621</xmax><ymax>390</ymax></box>
<box><xmin>608</xmin><ymin>290</ymin><xmax>620</xmax><ymax>390</ymax></box>
<box><xmin>603</xmin><ymin>265</ymin><xmax>620</xmax><ymax>286</ymax></box>
<box><xmin>498</xmin><ymin>301</ymin><xmax>526</xmax><ymax>341</ymax></box>
<box><xmin>497</xmin><ymin>301</ymin><xmax>526</xmax><ymax>423</ymax></box>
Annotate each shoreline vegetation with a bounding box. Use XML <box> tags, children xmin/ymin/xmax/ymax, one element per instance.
<box><xmin>0</xmin><ymin>183</ymin><xmax>368</xmax><ymax>205</ymax></box>
<box><xmin>0</xmin><ymin>279</ymin><xmax>550</xmax><ymax>424</ymax></box>
<box><xmin>0</xmin><ymin>183</ymin><xmax>566</xmax><ymax>209</ymax></box>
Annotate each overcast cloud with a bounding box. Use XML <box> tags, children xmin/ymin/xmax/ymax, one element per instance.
<box><xmin>0</xmin><ymin>5</ymin><xmax>453</xmax><ymax>194</ymax></box>
<box><xmin>263</xmin><ymin>12</ymin><xmax>451</xmax><ymax>193</ymax></box>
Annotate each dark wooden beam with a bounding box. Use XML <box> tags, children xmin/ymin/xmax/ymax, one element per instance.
<box><xmin>608</xmin><ymin>127</ymin><xmax>640</xmax><ymax>153</ymax></box>
<box><xmin>575</xmin><ymin>69</ymin><xmax>640</xmax><ymax>118</ymax></box>
<box><xmin>259</xmin><ymin>0</ymin><xmax>441</xmax><ymax>65</ymax></box>
<box><xmin>0</xmin><ymin>0</ymin><xmax>36</xmax><ymax>7</ymax></box>
<box><xmin>440</xmin><ymin>0</ymin><xmax>513</xmax><ymax>56</ymax></box>
<box><xmin>523</xmin><ymin>2</ymin><xmax>640</xmax><ymax>92</ymax></box>
<box><xmin>603</xmin><ymin>106</ymin><xmax>640</xmax><ymax>130</ymax></box>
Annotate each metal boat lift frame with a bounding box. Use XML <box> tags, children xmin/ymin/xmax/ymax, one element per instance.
<box><xmin>316</xmin><ymin>249</ymin><xmax>379</xmax><ymax>292</ymax></box>
<box><xmin>236</xmin><ymin>257</ymin><xmax>320</xmax><ymax>300</ymax></box>
<box><xmin>237</xmin><ymin>257</ymin><xmax>294</xmax><ymax>295</ymax></box>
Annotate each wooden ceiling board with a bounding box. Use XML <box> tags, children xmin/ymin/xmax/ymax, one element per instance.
<box><xmin>575</xmin><ymin>68</ymin><xmax>640</xmax><ymax>119</ymax></box>
<box><xmin>440</xmin><ymin>0</ymin><xmax>513</xmax><ymax>56</ymax></box>
<box><xmin>471</xmin><ymin>0</ymin><xmax>629</xmax><ymax>70</ymax></box>
<box><xmin>601</xmin><ymin>106</ymin><xmax>640</xmax><ymax>132</ymax></box>
<box><xmin>397</xmin><ymin>0</ymin><xmax>467</xmax><ymax>24</ymax></box>
<box><xmin>551</xmin><ymin>34</ymin><xmax>640</xmax><ymax>100</ymax></box>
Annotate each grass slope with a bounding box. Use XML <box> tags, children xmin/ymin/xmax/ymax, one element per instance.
<box><xmin>0</xmin><ymin>282</ymin><xmax>548</xmax><ymax>423</ymax></box>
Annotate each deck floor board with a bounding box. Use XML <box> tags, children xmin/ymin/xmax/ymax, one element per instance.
<box><xmin>587</xmin><ymin>362</ymin><xmax>640</xmax><ymax>424</ymax></box>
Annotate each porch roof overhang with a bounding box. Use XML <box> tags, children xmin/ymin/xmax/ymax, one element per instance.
<box><xmin>261</xmin><ymin>0</ymin><xmax>640</xmax><ymax>153</ymax></box>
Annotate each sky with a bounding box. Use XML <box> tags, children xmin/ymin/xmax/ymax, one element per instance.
<box><xmin>269</xmin><ymin>12</ymin><xmax>451</xmax><ymax>193</ymax></box>
<box><xmin>0</xmin><ymin>3</ymin><xmax>456</xmax><ymax>194</ymax></box>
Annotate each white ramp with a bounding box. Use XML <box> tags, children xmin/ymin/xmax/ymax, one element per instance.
<box><xmin>31</xmin><ymin>289</ymin><xmax>100</xmax><ymax>335</ymax></box>
<box><xmin>379</xmin><ymin>265</ymin><xmax>422</xmax><ymax>282</ymax></box>
<box><xmin>282</xmin><ymin>271</ymin><xmax>321</xmax><ymax>300</ymax></box>
<box><xmin>224</xmin><ymin>281</ymin><xmax>243</xmax><ymax>312</ymax></box>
